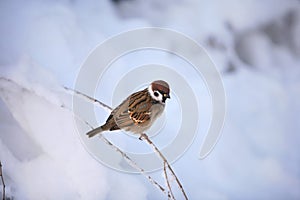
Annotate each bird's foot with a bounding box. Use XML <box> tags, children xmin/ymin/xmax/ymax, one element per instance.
<box><xmin>139</xmin><ymin>133</ymin><xmax>148</xmax><ymax>141</ymax></box>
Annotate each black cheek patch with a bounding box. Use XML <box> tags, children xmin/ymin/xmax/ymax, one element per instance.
<box><xmin>162</xmin><ymin>97</ymin><xmax>167</xmax><ymax>103</ymax></box>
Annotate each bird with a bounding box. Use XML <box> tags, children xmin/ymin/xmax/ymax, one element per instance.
<box><xmin>86</xmin><ymin>80</ymin><xmax>170</xmax><ymax>138</ymax></box>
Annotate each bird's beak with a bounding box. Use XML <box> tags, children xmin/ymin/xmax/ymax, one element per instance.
<box><xmin>164</xmin><ymin>94</ymin><xmax>170</xmax><ymax>99</ymax></box>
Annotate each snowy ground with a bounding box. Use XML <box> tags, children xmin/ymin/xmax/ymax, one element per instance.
<box><xmin>1</xmin><ymin>0</ymin><xmax>300</xmax><ymax>199</ymax></box>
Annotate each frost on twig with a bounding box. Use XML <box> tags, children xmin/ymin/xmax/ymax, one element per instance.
<box><xmin>0</xmin><ymin>161</ymin><xmax>5</xmax><ymax>200</ymax></box>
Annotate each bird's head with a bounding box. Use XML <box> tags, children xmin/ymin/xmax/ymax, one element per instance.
<box><xmin>148</xmin><ymin>80</ymin><xmax>170</xmax><ymax>104</ymax></box>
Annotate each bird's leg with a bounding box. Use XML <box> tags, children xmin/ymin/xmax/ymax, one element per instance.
<box><xmin>139</xmin><ymin>133</ymin><xmax>148</xmax><ymax>140</ymax></box>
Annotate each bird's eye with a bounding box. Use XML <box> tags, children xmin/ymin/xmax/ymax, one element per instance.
<box><xmin>154</xmin><ymin>91</ymin><xmax>159</xmax><ymax>97</ymax></box>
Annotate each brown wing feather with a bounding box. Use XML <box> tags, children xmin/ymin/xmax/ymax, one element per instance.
<box><xmin>116</xmin><ymin>89</ymin><xmax>152</xmax><ymax>128</ymax></box>
<box><xmin>128</xmin><ymin>89</ymin><xmax>152</xmax><ymax>125</ymax></box>
<box><xmin>101</xmin><ymin>88</ymin><xmax>152</xmax><ymax>131</ymax></box>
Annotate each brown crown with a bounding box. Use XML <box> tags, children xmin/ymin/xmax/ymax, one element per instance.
<box><xmin>151</xmin><ymin>80</ymin><xmax>170</xmax><ymax>94</ymax></box>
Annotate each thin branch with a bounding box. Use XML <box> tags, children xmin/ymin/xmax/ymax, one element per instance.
<box><xmin>163</xmin><ymin>163</ymin><xmax>175</xmax><ymax>200</ymax></box>
<box><xmin>63</xmin><ymin>86</ymin><xmax>112</xmax><ymax>112</ymax></box>
<box><xmin>0</xmin><ymin>161</ymin><xmax>5</xmax><ymax>200</ymax></box>
<box><xmin>72</xmin><ymin>114</ymin><xmax>167</xmax><ymax>195</ymax></box>
<box><xmin>79</xmin><ymin>121</ymin><xmax>168</xmax><ymax>196</ymax></box>
<box><xmin>140</xmin><ymin>133</ymin><xmax>188</xmax><ymax>200</ymax></box>
<box><xmin>98</xmin><ymin>134</ymin><xmax>167</xmax><ymax>194</ymax></box>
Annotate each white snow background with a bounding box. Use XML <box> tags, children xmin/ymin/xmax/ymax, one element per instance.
<box><xmin>1</xmin><ymin>0</ymin><xmax>300</xmax><ymax>199</ymax></box>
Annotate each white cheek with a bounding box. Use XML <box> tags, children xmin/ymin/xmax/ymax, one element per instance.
<box><xmin>152</xmin><ymin>93</ymin><xmax>162</xmax><ymax>102</ymax></box>
<box><xmin>157</xmin><ymin>93</ymin><xmax>163</xmax><ymax>102</ymax></box>
<box><xmin>148</xmin><ymin>85</ymin><xmax>163</xmax><ymax>102</ymax></box>
<box><xmin>148</xmin><ymin>85</ymin><xmax>155</xmax><ymax>98</ymax></box>
<box><xmin>152</xmin><ymin>92</ymin><xmax>162</xmax><ymax>101</ymax></box>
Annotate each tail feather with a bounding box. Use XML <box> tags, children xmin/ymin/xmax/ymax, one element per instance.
<box><xmin>86</xmin><ymin>126</ymin><xmax>104</xmax><ymax>138</ymax></box>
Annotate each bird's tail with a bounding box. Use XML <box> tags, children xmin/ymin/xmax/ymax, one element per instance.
<box><xmin>86</xmin><ymin>126</ymin><xmax>104</xmax><ymax>138</ymax></box>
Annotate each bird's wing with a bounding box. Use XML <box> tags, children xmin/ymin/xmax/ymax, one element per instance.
<box><xmin>128</xmin><ymin>90</ymin><xmax>152</xmax><ymax>125</ymax></box>
<box><xmin>114</xmin><ymin>90</ymin><xmax>152</xmax><ymax>128</ymax></box>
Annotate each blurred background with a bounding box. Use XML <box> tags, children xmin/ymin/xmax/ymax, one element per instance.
<box><xmin>0</xmin><ymin>0</ymin><xmax>300</xmax><ymax>199</ymax></box>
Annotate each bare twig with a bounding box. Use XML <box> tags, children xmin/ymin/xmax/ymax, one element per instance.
<box><xmin>63</xmin><ymin>86</ymin><xmax>112</xmax><ymax>112</ymax></box>
<box><xmin>73</xmin><ymin>114</ymin><xmax>167</xmax><ymax>195</ymax></box>
<box><xmin>140</xmin><ymin>133</ymin><xmax>188</xmax><ymax>200</ymax></box>
<box><xmin>0</xmin><ymin>161</ymin><xmax>5</xmax><ymax>200</ymax></box>
<box><xmin>81</xmin><ymin>122</ymin><xmax>168</xmax><ymax>196</ymax></box>
<box><xmin>163</xmin><ymin>163</ymin><xmax>175</xmax><ymax>200</ymax></box>
<box><xmin>98</xmin><ymin>135</ymin><xmax>167</xmax><ymax>194</ymax></box>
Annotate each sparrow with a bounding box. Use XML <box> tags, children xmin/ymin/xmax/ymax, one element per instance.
<box><xmin>86</xmin><ymin>80</ymin><xmax>170</xmax><ymax>137</ymax></box>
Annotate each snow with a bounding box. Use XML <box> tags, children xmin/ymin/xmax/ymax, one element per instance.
<box><xmin>1</xmin><ymin>0</ymin><xmax>300</xmax><ymax>199</ymax></box>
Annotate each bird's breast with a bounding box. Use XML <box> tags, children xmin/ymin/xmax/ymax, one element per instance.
<box><xmin>149</xmin><ymin>103</ymin><xmax>165</xmax><ymax>120</ymax></box>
